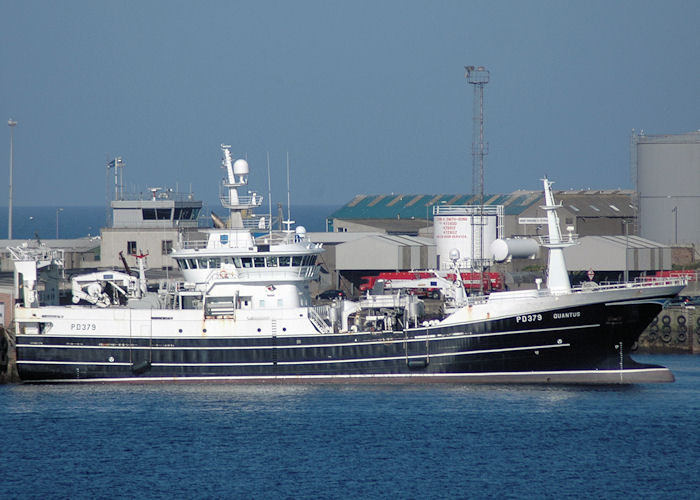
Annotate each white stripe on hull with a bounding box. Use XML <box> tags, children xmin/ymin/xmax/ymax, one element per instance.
<box><xmin>22</xmin><ymin>367</ymin><xmax>675</xmax><ymax>385</ymax></box>
<box><xmin>15</xmin><ymin>323</ymin><xmax>600</xmax><ymax>350</ymax></box>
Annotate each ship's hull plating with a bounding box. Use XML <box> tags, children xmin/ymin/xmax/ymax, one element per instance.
<box><xmin>15</xmin><ymin>295</ymin><xmax>675</xmax><ymax>384</ymax></box>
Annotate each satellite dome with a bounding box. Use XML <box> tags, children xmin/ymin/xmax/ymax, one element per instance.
<box><xmin>448</xmin><ymin>248</ymin><xmax>460</xmax><ymax>261</ymax></box>
<box><xmin>233</xmin><ymin>159</ymin><xmax>249</xmax><ymax>175</ymax></box>
<box><xmin>296</xmin><ymin>226</ymin><xmax>307</xmax><ymax>237</ymax></box>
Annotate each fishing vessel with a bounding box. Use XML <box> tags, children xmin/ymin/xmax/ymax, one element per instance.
<box><xmin>10</xmin><ymin>146</ymin><xmax>685</xmax><ymax>383</ymax></box>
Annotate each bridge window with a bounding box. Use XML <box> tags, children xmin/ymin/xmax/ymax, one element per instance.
<box><xmin>174</xmin><ymin>207</ymin><xmax>196</xmax><ymax>220</ymax></box>
<box><xmin>157</xmin><ymin>208</ymin><xmax>172</xmax><ymax>220</ymax></box>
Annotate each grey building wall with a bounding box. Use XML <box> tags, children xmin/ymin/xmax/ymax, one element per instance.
<box><xmin>636</xmin><ymin>132</ymin><xmax>700</xmax><ymax>245</ymax></box>
<box><xmin>100</xmin><ymin>228</ymin><xmax>180</xmax><ymax>269</ymax></box>
<box><xmin>563</xmin><ymin>236</ymin><xmax>671</xmax><ymax>272</ymax></box>
<box><xmin>335</xmin><ymin>235</ymin><xmax>435</xmax><ymax>271</ymax></box>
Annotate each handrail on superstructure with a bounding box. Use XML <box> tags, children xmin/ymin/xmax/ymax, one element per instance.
<box><xmin>578</xmin><ymin>277</ymin><xmax>687</xmax><ymax>291</ymax></box>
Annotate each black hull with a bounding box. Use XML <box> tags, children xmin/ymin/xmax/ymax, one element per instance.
<box><xmin>15</xmin><ymin>299</ymin><xmax>674</xmax><ymax>384</ymax></box>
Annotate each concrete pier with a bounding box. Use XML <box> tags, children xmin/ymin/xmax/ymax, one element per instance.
<box><xmin>0</xmin><ymin>326</ymin><xmax>19</xmax><ymax>383</ymax></box>
<box><xmin>637</xmin><ymin>304</ymin><xmax>700</xmax><ymax>354</ymax></box>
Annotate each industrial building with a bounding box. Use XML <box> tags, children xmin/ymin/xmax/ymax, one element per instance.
<box><xmin>328</xmin><ymin>188</ymin><xmax>638</xmax><ymax>240</ymax></box>
<box><xmin>321</xmin><ymin>184</ymin><xmax>697</xmax><ymax>294</ymax></box>
<box><xmin>0</xmin><ymin>238</ymin><xmax>100</xmax><ymax>273</ymax></box>
<box><xmin>633</xmin><ymin>130</ymin><xmax>700</xmax><ymax>246</ymax></box>
<box><xmin>308</xmin><ymin>232</ymin><xmax>435</xmax><ymax>296</ymax></box>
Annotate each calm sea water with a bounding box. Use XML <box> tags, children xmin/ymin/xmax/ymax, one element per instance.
<box><xmin>1</xmin><ymin>355</ymin><xmax>698</xmax><ymax>499</ymax></box>
<box><xmin>0</xmin><ymin>204</ymin><xmax>339</xmax><ymax>240</ymax></box>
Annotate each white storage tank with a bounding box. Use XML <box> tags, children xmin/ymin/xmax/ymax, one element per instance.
<box><xmin>635</xmin><ymin>131</ymin><xmax>700</xmax><ymax>245</ymax></box>
<box><xmin>433</xmin><ymin>205</ymin><xmax>503</xmax><ymax>269</ymax></box>
<box><xmin>490</xmin><ymin>238</ymin><xmax>539</xmax><ymax>262</ymax></box>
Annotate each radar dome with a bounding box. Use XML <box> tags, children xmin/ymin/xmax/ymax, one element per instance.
<box><xmin>233</xmin><ymin>159</ymin><xmax>249</xmax><ymax>175</ymax></box>
<box><xmin>448</xmin><ymin>248</ymin><xmax>460</xmax><ymax>261</ymax></box>
<box><xmin>295</xmin><ymin>226</ymin><xmax>307</xmax><ymax>237</ymax></box>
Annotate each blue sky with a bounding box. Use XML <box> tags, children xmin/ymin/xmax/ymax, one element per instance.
<box><xmin>1</xmin><ymin>0</ymin><xmax>698</xmax><ymax>208</ymax></box>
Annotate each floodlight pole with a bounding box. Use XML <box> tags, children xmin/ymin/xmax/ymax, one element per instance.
<box><xmin>56</xmin><ymin>208</ymin><xmax>64</xmax><ymax>239</ymax></box>
<box><xmin>8</xmin><ymin>118</ymin><xmax>17</xmax><ymax>239</ymax></box>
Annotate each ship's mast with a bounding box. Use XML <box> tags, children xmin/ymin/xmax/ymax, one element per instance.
<box><xmin>220</xmin><ymin>145</ymin><xmax>262</xmax><ymax>229</ymax></box>
<box><xmin>539</xmin><ymin>178</ymin><xmax>576</xmax><ymax>293</ymax></box>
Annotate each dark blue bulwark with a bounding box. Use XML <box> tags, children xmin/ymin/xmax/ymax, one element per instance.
<box><xmin>15</xmin><ymin>298</ymin><xmax>669</xmax><ymax>382</ymax></box>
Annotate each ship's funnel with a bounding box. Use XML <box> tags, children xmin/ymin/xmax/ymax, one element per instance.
<box><xmin>211</xmin><ymin>211</ymin><xmax>226</xmax><ymax>229</ymax></box>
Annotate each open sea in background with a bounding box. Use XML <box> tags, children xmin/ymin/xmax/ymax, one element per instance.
<box><xmin>0</xmin><ymin>354</ymin><xmax>698</xmax><ymax>499</ymax></box>
<box><xmin>0</xmin><ymin>204</ymin><xmax>340</xmax><ymax>240</ymax></box>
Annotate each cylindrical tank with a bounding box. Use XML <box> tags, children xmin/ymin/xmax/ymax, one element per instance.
<box><xmin>434</xmin><ymin>211</ymin><xmax>498</xmax><ymax>269</ymax></box>
<box><xmin>490</xmin><ymin>238</ymin><xmax>539</xmax><ymax>262</ymax></box>
<box><xmin>636</xmin><ymin>131</ymin><xmax>700</xmax><ymax>245</ymax></box>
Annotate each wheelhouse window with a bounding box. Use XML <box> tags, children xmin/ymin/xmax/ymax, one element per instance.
<box><xmin>174</xmin><ymin>207</ymin><xmax>198</xmax><ymax>220</ymax></box>
<box><xmin>157</xmin><ymin>208</ymin><xmax>172</xmax><ymax>220</ymax></box>
<box><xmin>143</xmin><ymin>208</ymin><xmax>173</xmax><ymax>220</ymax></box>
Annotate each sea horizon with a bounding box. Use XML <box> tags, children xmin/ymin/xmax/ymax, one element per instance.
<box><xmin>0</xmin><ymin>204</ymin><xmax>342</xmax><ymax>239</ymax></box>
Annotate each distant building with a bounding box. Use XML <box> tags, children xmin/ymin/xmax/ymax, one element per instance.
<box><xmin>321</xmin><ymin>188</ymin><xmax>657</xmax><ymax>293</ymax></box>
<box><xmin>100</xmin><ymin>189</ymin><xmax>202</xmax><ymax>270</ymax></box>
<box><xmin>633</xmin><ymin>130</ymin><xmax>700</xmax><ymax>246</ymax></box>
<box><xmin>328</xmin><ymin>189</ymin><xmax>637</xmax><ymax>240</ymax></box>
<box><xmin>0</xmin><ymin>238</ymin><xmax>100</xmax><ymax>272</ymax></box>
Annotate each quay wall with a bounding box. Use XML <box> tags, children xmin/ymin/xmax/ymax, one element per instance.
<box><xmin>0</xmin><ymin>326</ymin><xmax>18</xmax><ymax>383</ymax></box>
<box><xmin>637</xmin><ymin>305</ymin><xmax>700</xmax><ymax>354</ymax></box>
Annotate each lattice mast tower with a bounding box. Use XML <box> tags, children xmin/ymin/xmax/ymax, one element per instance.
<box><xmin>465</xmin><ymin>66</ymin><xmax>489</xmax><ymax>209</ymax></box>
<box><xmin>465</xmin><ymin>66</ymin><xmax>489</xmax><ymax>278</ymax></box>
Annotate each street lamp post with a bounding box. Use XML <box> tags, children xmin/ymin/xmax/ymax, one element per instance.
<box><xmin>8</xmin><ymin>118</ymin><xmax>17</xmax><ymax>239</ymax></box>
<box><xmin>56</xmin><ymin>208</ymin><xmax>64</xmax><ymax>239</ymax></box>
<box><xmin>623</xmin><ymin>219</ymin><xmax>629</xmax><ymax>283</ymax></box>
<box><xmin>672</xmin><ymin>206</ymin><xmax>678</xmax><ymax>244</ymax></box>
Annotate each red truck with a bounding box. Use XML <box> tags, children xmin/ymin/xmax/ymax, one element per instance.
<box><xmin>359</xmin><ymin>270</ymin><xmax>504</xmax><ymax>297</ymax></box>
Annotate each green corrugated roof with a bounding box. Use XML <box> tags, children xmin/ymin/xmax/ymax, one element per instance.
<box><xmin>330</xmin><ymin>192</ymin><xmax>542</xmax><ymax>220</ymax></box>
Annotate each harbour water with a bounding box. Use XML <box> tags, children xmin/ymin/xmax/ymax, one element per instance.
<box><xmin>1</xmin><ymin>354</ymin><xmax>698</xmax><ymax>499</ymax></box>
